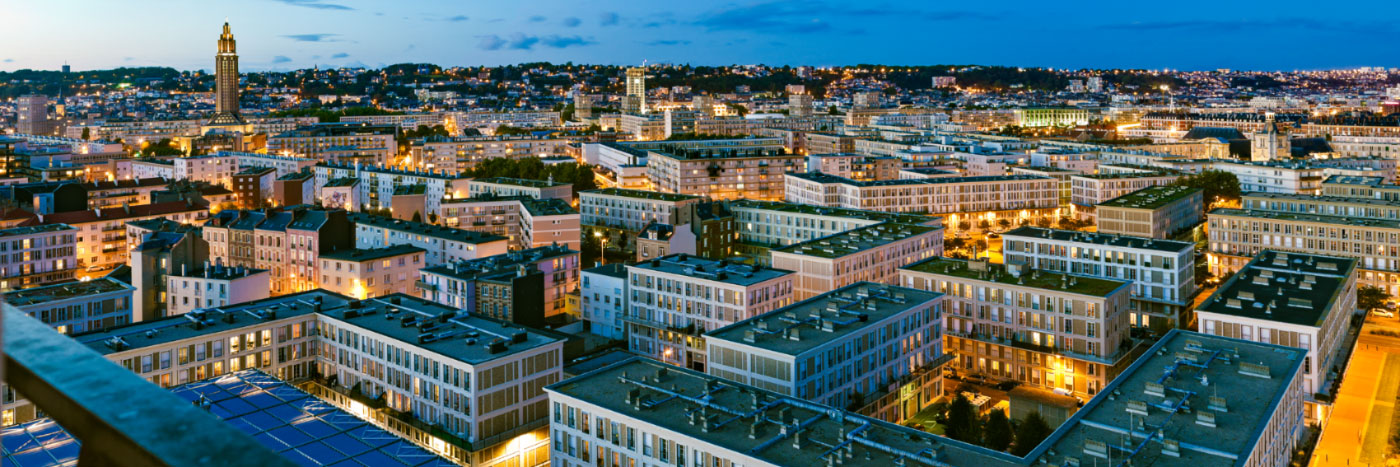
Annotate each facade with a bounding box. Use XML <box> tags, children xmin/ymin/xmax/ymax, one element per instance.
<box><xmin>269</xmin><ymin>124</ymin><xmax>397</xmax><ymax>166</ymax></box>
<box><xmin>1069</xmin><ymin>172</ymin><xmax>1181</xmax><ymax>219</ymax></box>
<box><xmin>705</xmin><ymin>282</ymin><xmax>945</xmax><ymax>423</ymax></box>
<box><xmin>580</xmin><ymin>263</ymin><xmax>627</xmax><ymax>339</ymax></box>
<box><xmin>899</xmin><ymin>257</ymin><xmax>1142</xmax><ymax>399</ymax></box>
<box><xmin>3</xmin><ymin>276</ymin><xmax>134</xmax><ymax>334</ymax></box>
<box><xmin>1206</xmin><ymin>207</ymin><xmax>1400</xmax><ymax>294</ymax></box>
<box><xmin>165</xmin><ymin>265</ymin><xmax>271</xmax><ymax>317</ymax></box>
<box><xmin>1002</xmin><ymin>226</ymin><xmax>1196</xmax><ymax>329</ymax></box>
<box><xmin>209</xmin><ymin>23</ymin><xmax>246</xmax><ymax>126</ymax></box>
<box><xmin>805</xmin><ymin>153</ymin><xmax>901</xmax><ymax>181</ymax></box>
<box><xmin>1250</xmin><ymin>113</ymin><xmax>1291</xmax><ymax>162</ymax></box>
<box><xmin>313</xmin><ymin>161</ymin><xmax>470</xmax><ymax>213</ymax></box>
<box><xmin>131</xmin><ymin>230</ymin><xmax>209</xmax><ymax>322</ymax></box>
<box><xmin>1016</xmin><ymin>108</ymin><xmax>1091</xmax><ymax>127</ymax></box>
<box><xmin>784</xmin><ymin>172</ymin><xmax>1059</xmax><ymax>218</ymax></box>
<box><xmin>624</xmin><ymin>254</ymin><xmax>796</xmax><ymax>371</ymax></box>
<box><xmin>1095</xmin><ymin>185</ymin><xmax>1204</xmax><ymax>239</ymax></box>
<box><xmin>579</xmin><ymin>188</ymin><xmax>701</xmax><ymax>232</ymax></box>
<box><xmin>232</xmin><ymin>167</ymin><xmax>276</xmax><ymax>209</ymax></box>
<box><xmin>770</xmin><ymin>222</ymin><xmax>944</xmax><ymax>300</ymax></box>
<box><xmin>203</xmin><ymin>208</ymin><xmax>355</xmax><ymax>296</ymax></box>
<box><xmin>1195</xmin><ymin>250</ymin><xmax>1355</xmax><ymax>422</ymax></box>
<box><xmin>271</xmin><ymin>171</ymin><xmax>315</xmax><ymax>207</ymax></box>
<box><xmin>319</xmin><ymin>245</ymin><xmax>426</xmax><ymax>299</ymax></box>
<box><xmin>439</xmin><ymin>195</ymin><xmax>581</xmax><ymax>251</ymax></box>
<box><xmin>625</xmin><ymin>67</ymin><xmax>647</xmax><ymax>114</ymax></box>
<box><xmin>36</xmin><ymin>200</ymin><xmax>209</xmax><ymax>275</ymax></box>
<box><xmin>646</xmin><ymin>148</ymin><xmax>804</xmax><ymax>201</ymax></box>
<box><xmin>411</xmin><ymin>136</ymin><xmax>571</xmax><ymax>174</ymax></box>
<box><xmin>0</xmin><ymin>224</ymin><xmax>77</xmax><ymax>290</ymax></box>
<box><xmin>348</xmin><ymin>212</ymin><xmax>509</xmax><ymax>266</ymax></box>
<box><xmin>415</xmin><ymin>244</ymin><xmax>581</xmax><ymax>320</ymax></box>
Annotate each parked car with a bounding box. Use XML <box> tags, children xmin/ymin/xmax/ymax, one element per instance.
<box><xmin>1372</xmin><ymin>309</ymin><xmax>1395</xmax><ymax>318</ymax></box>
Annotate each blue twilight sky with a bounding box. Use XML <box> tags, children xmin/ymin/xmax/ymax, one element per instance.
<box><xmin>4</xmin><ymin>0</ymin><xmax>1399</xmax><ymax>72</ymax></box>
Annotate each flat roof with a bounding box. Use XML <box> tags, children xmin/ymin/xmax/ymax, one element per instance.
<box><xmin>318</xmin><ymin>294</ymin><xmax>561</xmax><ymax>364</ymax></box>
<box><xmin>2</xmin><ymin>277</ymin><xmax>132</xmax><ymax>307</ymax></box>
<box><xmin>728</xmin><ymin>199</ymin><xmax>937</xmax><ymax>226</ymax></box>
<box><xmin>75</xmin><ymin>290</ymin><xmax>348</xmax><ymax>356</ymax></box>
<box><xmin>787</xmin><ymin>172</ymin><xmax>1052</xmax><ymax>187</ymax></box>
<box><xmin>420</xmin><ymin>245</ymin><xmax>578</xmax><ymax>281</ymax></box>
<box><xmin>0</xmin><ymin>369</ymin><xmax>458</xmax><ymax>467</ymax></box>
<box><xmin>581</xmin><ymin>188</ymin><xmax>698</xmax><ymax>203</ymax></box>
<box><xmin>324</xmin><ymin>177</ymin><xmax>360</xmax><ymax>187</ymax></box>
<box><xmin>521</xmin><ymin>198</ymin><xmax>577</xmax><ymax>216</ymax></box>
<box><xmin>1210</xmin><ymin>207</ymin><xmax>1400</xmax><ymax>229</ymax></box>
<box><xmin>1099</xmin><ymin>185</ymin><xmax>1201</xmax><ymax>210</ymax></box>
<box><xmin>0</xmin><ymin>224</ymin><xmax>75</xmax><ymax>238</ymax></box>
<box><xmin>471</xmin><ymin>177</ymin><xmax>567</xmax><ymax>188</ymax></box>
<box><xmin>321</xmin><ymin>245</ymin><xmax>425</xmax><ymax>262</ymax></box>
<box><xmin>548</xmin><ymin>357</ymin><xmax>1024</xmax><ymax>467</ymax></box>
<box><xmin>348</xmin><ymin>212</ymin><xmax>508</xmax><ymax>245</ymax></box>
<box><xmin>1040</xmin><ymin>329</ymin><xmax>1304</xmax><ymax>467</ymax></box>
<box><xmin>773</xmin><ymin>222</ymin><xmax>940</xmax><ymax>258</ymax></box>
<box><xmin>1242</xmin><ymin>191</ymin><xmax>1400</xmax><ymax>209</ymax></box>
<box><xmin>628</xmin><ymin>253</ymin><xmax>793</xmax><ymax>287</ymax></box>
<box><xmin>582</xmin><ymin>263</ymin><xmax>628</xmax><ymax>279</ymax></box>
<box><xmin>901</xmin><ymin>256</ymin><xmax>1129</xmax><ymax>297</ymax></box>
<box><xmin>708</xmin><ymin>282</ymin><xmax>942</xmax><ymax>356</ymax></box>
<box><xmin>1003</xmin><ymin>226</ymin><xmax>1193</xmax><ymax>253</ymax></box>
<box><xmin>1197</xmin><ymin>250</ymin><xmax>1355</xmax><ymax>327</ymax></box>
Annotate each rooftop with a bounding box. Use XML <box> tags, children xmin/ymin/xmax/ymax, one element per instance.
<box><xmin>900</xmin><ymin>257</ymin><xmax>1129</xmax><ymax>297</ymax></box>
<box><xmin>1210</xmin><ymin>207</ymin><xmax>1400</xmax><ymax>229</ymax></box>
<box><xmin>521</xmin><ymin>197</ymin><xmax>577</xmax><ymax>216</ymax></box>
<box><xmin>235</xmin><ymin>166</ymin><xmax>276</xmax><ymax>176</ymax></box>
<box><xmin>1098</xmin><ymin>185</ymin><xmax>1202</xmax><ymax>210</ymax></box>
<box><xmin>0</xmin><ymin>370</ymin><xmax>458</xmax><ymax>467</ymax></box>
<box><xmin>728</xmin><ymin>199</ymin><xmax>938</xmax><ymax>226</ymax></box>
<box><xmin>318</xmin><ymin>294</ymin><xmax>561</xmax><ymax>364</ymax></box>
<box><xmin>323</xmin><ymin>177</ymin><xmax>360</xmax><ymax>188</ymax></box>
<box><xmin>1197</xmin><ymin>250</ymin><xmax>1355</xmax><ymax>327</ymax></box>
<box><xmin>1040</xmin><ymin>329</ymin><xmax>1305</xmax><ymax>466</ymax></box>
<box><xmin>421</xmin><ymin>245</ymin><xmax>578</xmax><ymax>281</ymax></box>
<box><xmin>708</xmin><ymin>282</ymin><xmax>942</xmax><ymax>356</ymax></box>
<box><xmin>1003</xmin><ymin>226</ymin><xmax>1193</xmax><ymax>253</ymax></box>
<box><xmin>629</xmin><ymin>253</ymin><xmax>793</xmax><ymax>287</ymax></box>
<box><xmin>1322</xmin><ymin>175</ymin><xmax>1387</xmax><ymax>187</ymax></box>
<box><xmin>548</xmin><ymin>357</ymin><xmax>1023</xmax><ymax>467</ymax></box>
<box><xmin>321</xmin><ymin>244</ymin><xmax>425</xmax><ymax>263</ymax></box>
<box><xmin>773</xmin><ymin>222</ymin><xmax>940</xmax><ymax>258</ymax></box>
<box><xmin>0</xmin><ymin>224</ymin><xmax>75</xmax><ymax>239</ymax></box>
<box><xmin>471</xmin><ymin>177</ymin><xmax>567</xmax><ymax>188</ymax></box>
<box><xmin>75</xmin><ymin>290</ymin><xmax>346</xmax><ymax>355</ymax></box>
<box><xmin>582</xmin><ymin>263</ymin><xmax>628</xmax><ymax>280</ymax></box>
<box><xmin>172</xmin><ymin>265</ymin><xmax>269</xmax><ymax>281</ymax></box>
<box><xmin>582</xmin><ymin>188</ymin><xmax>699</xmax><ymax>203</ymax></box>
<box><xmin>787</xmin><ymin>172</ymin><xmax>1052</xmax><ymax>187</ymax></box>
<box><xmin>348</xmin><ymin>212</ymin><xmax>508</xmax><ymax>245</ymax></box>
<box><xmin>3</xmin><ymin>277</ymin><xmax>133</xmax><ymax>307</ymax></box>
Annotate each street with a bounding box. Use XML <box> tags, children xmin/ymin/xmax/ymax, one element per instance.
<box><xmin>1314</xmin><ymin>315</ymin><xmax>1400</xmax><ymax>466</ymax></box>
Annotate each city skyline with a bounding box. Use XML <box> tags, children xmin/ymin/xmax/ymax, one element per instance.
<box><xmin>5</xmin><ymin>0</ymin><xmax>1400</xmax><ymax>73</ymax></box>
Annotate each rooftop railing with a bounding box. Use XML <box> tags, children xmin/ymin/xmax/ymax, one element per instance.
<box><xmin>2</xmin><ymin>304</ymin><xmax>295</xmax><ymax>467</ymax></box>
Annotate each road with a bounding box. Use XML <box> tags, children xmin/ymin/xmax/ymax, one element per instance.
<box><xmin>1314</xmin><ymin>315</ymin><xmax>1400</xmax><ymax>466</ymax></box>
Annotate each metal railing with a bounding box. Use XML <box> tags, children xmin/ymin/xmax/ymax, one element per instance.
<box><xmin>2</xmin><ymin>305</ymin><xmax>295</xmax><ymax>467</ymax></box>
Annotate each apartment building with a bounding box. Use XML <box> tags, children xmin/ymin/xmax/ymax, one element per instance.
<box><xmin>1212</xmin><ymin>160</ymin><xmax>1327</xmax><ymax>195</ymax></box>
<box><xmin>35</xmin><ymin>200</ymin><xmax>209</xmax><ymax>276</ymax></box>
<box><xmin>232</xmin><ymin>166</ymin><xmax>276</xmax><ymax>209</ymax></box>
<box><xmin>1069</xmin><ymin>172</ymin><xmax>1181</xmax><ymax>219</ymax></box>
<box><xmin>580</xmin><ymin>263</ymin><xmax>627</xmax><ymax>339</ymax></box>
<box><xmin>770</xmin><ymin>222</ymin><xmax>944</xmax><ymax>300</ymax></box>
<box><xmin>1011</xmin><ymin>166</ymin><xmax>1076</xmax><ymax>207</ymax></box>
<box><xmin>164</xmin><ymin>265</ymin><xmax>271</xmax><ymax>317</ymax></box>
<box><xmin>0</xmin><ymin>224</ymin><xmax>76</xmax><ymax>290</ymax></box>
<box><xmin>131</xmin><ymin>230</ymin><xmax>208</xmax><ymax>322</ymax></box>
<box><xmin>416</xmin><ymin>245</ymin><xmax>581</xmax><ymax>320</ymax></box>
<box><xmin>412</xmin><ymin>135</ymin><xmax>571</xmax><ymax>174</ymax></box>
<box><xmin>705</xmin><ymin>282</ymin><xmax>945</xmax><ymax>423</ymax></box>
<box><xmin>579</xmin><ymin>188</ymin><xmax>701</xmax><ymax>232</ymax></box>
<box><xmin>805</xmin><ymin>132</ymin><xmax>855</xmax><ymax>155</ymax></box>
<box><xmin>269</xmin><ymin>123</ymin><xmax>397</xmax><ymax>165</ymax></box>
<box><xmin>899</xmin><ymin>257</ymin><xmax>1141</xmax><ymax>398</ymax></box>
<box><xmin>349</xmin><ymin>212</ymin><xmax>509</xmax><ymax>266</ymax></box>
<box><xmin>271</xmin><ymin>170</ymin><xmax>316</xmax><ymax>207</ymax></box>
<box><xmin>624</xmin><ymin>254</ymin><xmax>795</xmax><ymax>371</ymax></box>
<box><xmin>784</xmin><ymin>173</ymin><xmax>1059</xmax><ymax>219</ymax></box>
<box><xmin>467</xmin><ymin>177</ymin><xmax>573</xmax><ymax>201</ymax></box>
<box><xmin>204</xmin><ymin>208</ymin><xmax>355</xmax><ymax>296</ymax></box>
<box><xmin>1095</xmin><ymin>185</ymin><xmax>1204</xmax><ymax>239</ymax></box>
<box><xmin>222</xmin><ymin>151</ymin><xmax>317</xmax><ymax>178</ymax></box>
<box><xmin>439</xmin><ymin>195</ymin><xmax>581</xmax><ymax>251</ymax></box>
<box><xmin>1243</xmin><ymin>190</ymin><xmax>1400</xmax><ymax>220</ymax></box>
<box><xmin>313</xmin><ymin>161</ymin><xmax>471</xmax><ymax>213</ymax></box>
<box><xmin>1195</xmin><ymin>250</ymin><xmax>1355</xmax><ymax>422</ymax></box>
<box><xmin>727</xmin><ymin>199</ymin><xmax>941</xmax><ymax>252</ymax></box>
<box><xmin>1206</xmin><ymin>208</ymin><xmax>1400</xmax><ymax>294</ymax></box>
<box><xmin>646</xmin><ymin>148</ymin><xmax>804</xmax><ymax>201</ymax></box>
<box><xmin>548</xmin><ymin>330</ymin><xmax>1306</xmax><ymax>467</ymax></box>
<box><xmin>1002</xmin><ymin>227</ymin><xmax>1195</xmax><ymax>329</ymax></box>
<box><xmin>319</xmin><ymin>245</ymin><xmax>425</xmax><ymax>299</ymax></box>
<box><xmin>805</xmin><ymin>153</ymin><xmax>901</xmax><ymax>181</ymax></box>
<box><xmin>456</xmin><ymin>110</ymin><xmax>560</xmax><ymax>131</ymax></box>
<box><xmin>3</xmin><ymin>276</ymin><xmax>134</xmax><ymax>334</ymax></box>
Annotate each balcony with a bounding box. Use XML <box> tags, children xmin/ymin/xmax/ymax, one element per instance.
<box><xmin>1</xmin><ymin>305</ymin><xmax>295</xmax><ymax>466</ymax></box>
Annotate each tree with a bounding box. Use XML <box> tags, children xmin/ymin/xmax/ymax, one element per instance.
<box><xmin>946</xmin><ymin>237</ymin><xmax>967</xmax><ymax>251</ymax></box>
<box><xmin>1173</xmin><ymin>170</ymin><xmax>1241</xmax><ymax>207</ymax></box>
<box><xmin>1359</xmin><ymin>285</ymin><xmax>1392</xmax><ymax>313</ymax></box>
<box><xmin>997</xmin><ymin>219</ymin><xmax>1012</xmax><ymax>231</ymax></box>
<box><xmin>983</xmin><ymin>409</ymin><xmax>1013</xmax><ymax>451</ymax></box>
<box><xmin>978</xmin><ymin>219</ymin><xmax>991</xmax><ymax>231</ymax></box>
<box><xmin>958</xmin><ymin>221</ymin><xmax>972</xmax><ymax>233</ymax></box>
<box><xmin>726</xmin><ymin>103</ymin><xmax>749</xmax><ymax>117</ymax></box>
<box><xmin>1011</xmin><ymin>412</ymin><xmax>1053</xmax><ymax>456</ymax></box>
<box><xmin>1036</xmin><ymin>217</ymin><xmax>1053</xmax><ymax>228</ymax></box>
<box><xmin>944</xmin><ymin>393</ymin><xmax>981</xmax><ymax>444</ymax></box>
<box><xmin>428</xmin><ymin>212</ymin><xmax>439</xmax><ymax>224</ymax></box>
<box><xmin>411</xmin><ymin>211</ymin><xmax>423</xmax><ymax>223</ymax></box>
<box><xmin>80</xmin><ymin>127</ymin><xmax>90</xmax><ymax>140</ymax></box>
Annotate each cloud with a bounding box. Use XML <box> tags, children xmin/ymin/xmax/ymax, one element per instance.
<box><xmin>2</xmin><ymin>59</ymin><xmax>12</xmax><ymax>63</ymax></box>
<box><xmin>124</xmin><ymin>57</ymin><xmax>134</xmax><ymax>61</ymax></box>
<box><xmin>477</xmin><ymin>33</ymin><xmax>595</xmax><ymax>51</ymax></box>
<box><xmin>562</xmin><ymin>17</ymin><xmax>581</xmax><ymax>27</ymax></box>
<box><xmin>1098</xmin><ymin>17</ymin><xmax>1397</xmax><ymax>34</ymax></box>
<box><xmin>646</xmin><ymin>40</ymin><xmax>691</xmax><ymax>46</ymax></box>
<box><xmin>600</xmin><ymin>12</ymin><xmax>619</xmax><ymax>26</ymax></box>
<box><xmin>332</xmin><ymin>52</ymin><xmax>350</xmax><ymax>58</ymax></box>
<box><xmin>283</xmin><ymin>33</ymin><xmax>340</xmax><ymax>42</ymax></box>
<box><xmin>695</xmin><ymin>2</ymin><xmax>987</xmax><ymax>34</ymax></box>
<box><xmin>528</xmin><ymin>15</ymin><xmax>546</xmax><ymax>22</ymax></box>
<box><xmin>446</xmin><ymin>15</ymin><xmax>468</xmax><ymax>22</ymax></box>
<box><xmin>270</xmin><ymin>0</ymin><xmax>353</xmax><ymax>11</ymax></box>
<box><xmin>273</xmin><ymin>56</ymin><xmax>293</xmax><ymax>63</ymax></box>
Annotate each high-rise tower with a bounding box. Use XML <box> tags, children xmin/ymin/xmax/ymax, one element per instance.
<box><xmin>624</xmin><ymin>67</ymin><xmax>646</xmax><ymax>114</ymax></box>
<box><xmin>209</xmin><ymin>21</ymin><xmax>246</xmax><ymax>125</ymax></box>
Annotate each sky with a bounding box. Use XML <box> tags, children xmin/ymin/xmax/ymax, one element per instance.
<box><xmin>4</xmin><ymin>0</ymin><xmax>1400</xmax><ymax>73</ymax></box>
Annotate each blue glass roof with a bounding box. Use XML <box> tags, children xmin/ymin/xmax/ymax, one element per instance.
<box><xmin>1</xmin><ymin>370</ymin><xmax>458</xmax><ymax>467</ymax></box>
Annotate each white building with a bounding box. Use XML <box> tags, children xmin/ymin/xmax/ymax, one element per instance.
<box><xmin>580</xmin><ymin>263</ymin><xmax>627</xmax><ymax>339</ymax></box>
<box><xmin>164</xmin><ymin>265</ymin><xmax>271</xmax><ymax>316</ymax></box>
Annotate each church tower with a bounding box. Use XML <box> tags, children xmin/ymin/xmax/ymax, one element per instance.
<box><xmin>209</xmin><ymin>21</ymin><xmax>246</xmax><ymax>126</ymax></box>
<box><xmin>1250</xmin><ymin>112</ymin><xmax>1290</xmax><ymax>162</ymax></box>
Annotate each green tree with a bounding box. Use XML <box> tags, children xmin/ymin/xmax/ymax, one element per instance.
<box><xmin>1011</xmin><ymin>412</ymin><xmax>1053</xmax><ymax>456</ymax></box>
<box><xmin>997</xmin><ymin>219</ymin><xmax>1011</xmax><ymax>231</ymax></box>
<box><xmin>80</xmin><ymin>127</ymin><xmax>90</xmax><ymax>140</ymax></box>
<box><xmin>1173</xmin><ymin>170</ymin><xmax>1241</xmax><ymax>207</ymax></box>
<box><xmin>978</xmin><ymin>219</ymin><xmax>991</xmax><ymax>231</ymax></box>
<box><xmin>983</xmin><ymin>408</ymin><xmax>1013</xmax><ymax>451</ymax></box>
<box><xmin>726</xmin><ymin>103</ymin><xmax>749</xmax><ymax>117</ymax></box>
<box><xmin>411</xmin><ymin>211</ymin><xmax>423</xmax><ymax>223</ymax></box>
<box><xmin>944</xmin><ymin>393</ymin><xmax>981</xmax><ymax>444</ymax></box>
<box><xmin>1358</xmin><ymin>285</ymin><xmax>1392</xmax><ymax>313</ymax></box>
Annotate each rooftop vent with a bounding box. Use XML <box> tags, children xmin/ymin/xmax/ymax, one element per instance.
<box><xmin>1239</xmin><ymin>362</ymin><xmax>1271</xmax><ymax>379</ymax></box>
